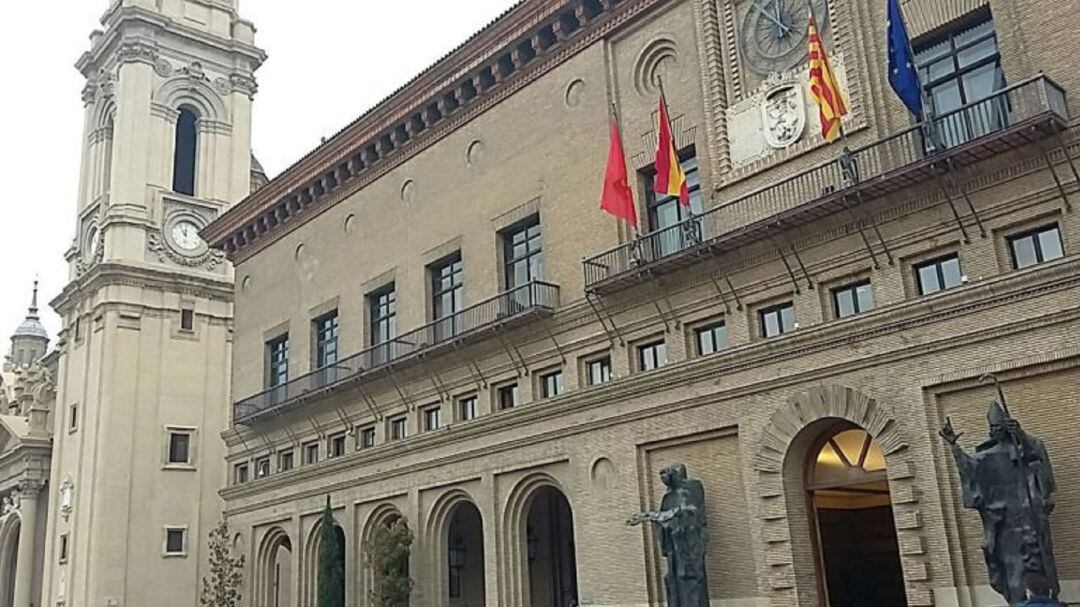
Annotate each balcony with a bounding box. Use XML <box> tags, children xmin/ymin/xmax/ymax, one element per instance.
<box><xmin>233</xmin><ymin>281</ymin><xmax>561</xmax><ymax>426</ymax></box>
<box><xmin>583</xmin><ymin>75</ymin><xmax>1069</xmax><ymax>294</ymax></box>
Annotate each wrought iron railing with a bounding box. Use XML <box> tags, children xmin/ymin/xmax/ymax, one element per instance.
<box><xmin>583</xmin><ymin>75</ymin><xmax>1068</xmax><ymax>290</ymax></box>
<box><xmin>233</xmin><ymin>281</ymin><xmax>560</xmax><ymax>425</ymax></box>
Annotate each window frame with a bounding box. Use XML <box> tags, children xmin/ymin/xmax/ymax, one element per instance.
<box><xmin>313</xmin><ymin>311</ymin><xmax>340</xmax><ymax>370</ymax></box>
<box><xmin>180</xmin><ymin>308</ymin><xmax>195</xmax><ymax>332</ymax></box>
<box><xmin>496</xmin><ymin>383</ymin><xmax>519</xmax><ymax>410</ymax></box>
<box><xmin>234</xmin><ymin>463</ymin><xmax>250</xmax><ymax>484</ymax></box>
<box><xmin>68</xmin><ymin>403</ymin><xmax>79</xmax><ymax>433</ymax></box>
<box><xmin>584</xmin><ymin>355</ymin><xmax>613</xmax><ymax>387</ymax></box>
<box><xmin>636</xmin><ymin>340</ymin><xmax>668</xmax><ymax>372</ymax></box>
<box><xmin>279</xmin><ymin>449</ymin><xmax>295</xmax><ymax>472</ymax></box>
<box><xmin>430</xmin><ymin>252</ymin><xmax>464</xmax><ymax>334</ymax></box>
<box><xmin>1006</xmin><ymin>224</ymin><xmax>1064</xmax><ymax>270</ymax></box>
<box><xmin>359</xmin><ymin>426</ymin><xmax>376</xmax><ymax>449</ymax></box>
<box><xmin>643</xmin><ymin>149</ymin><xmax>704</xmax><ymax>232</ymax></box>
<box><xmin>266</xmin><ymin>334</ymin><xmax>289</xmax><ymax>389</ymax></box>
<box><xmin>166</xmin><ymin>430</ymin><xmax>193</xmax><ymax>466</ymax></box>
<box><xmin>369</xmin><ymin>284</ymin><xmax>397</xmax><ymax>363</ymax></box>
<box><xmin>914</xmin><ymin>11</ymin><xmax>1002</xmax><ymax>110</ymax></box>
<box><xmin>329</xmin><ymin>432</ymin><xmax>347</xmax><ymax>458</ymax></box>
<box><xmin>759</xmin><ymin>302</ymin><xmax>797</xmax><ymax>338</ymax></box>
<box><xmin>255</xmin><ymin>456</ymin><xmax>271</xmax><ymax>479</ymax></box>
<box><xmin>303</xmin><ymin>440</ymin><xmax>320</xmax><ymax>465</ymax></box>
<box><xmin>502</xmin><ymin>216</ymin><xmax>543</xmax><ymax>290</ymax></box>
<box><xmin>164</xmin><ymin>526</ymin><xmax>188</xmax><ymax>557</ymax></box>
<box><xmin>389</xmin><ymin>416</ymin><xmax>408</xmax><ymax>441</ymax></box>
<box><xmin>423</xmin><ymin>406</ymin><xmax>442</xmax><ymax>432</ymax></box>
<box><xmin>831</xmin><ymin>280</ymin><xmax>875</xmax><ymax>319</ymax></box>
<box><xmin>539</xmin><ymin>369</ymin><xmax>564</xmax><ymax>399</ymax></box>
<box><xmin>693</xmin><ymin>321</ymin><xmax>727</xmax><ymax>357</ymax></box>
<box><xmin>457</xmin><ymin>394</ymin><xmax>479</xmax><ymax>422</ymax></box>
<box><xmin>172</xmin><ymin>106</ymin><xmax>199</xmax><ymax>196</ymax></box>
<box><xmin>59</xmin><ymin>533</ymin><xmax>70</xmax><ymax>564</ymax></box>
<box><xmin>914</xmin><ymin>254</ymin><xmax>964</xmax><ymax>295</ymax></box>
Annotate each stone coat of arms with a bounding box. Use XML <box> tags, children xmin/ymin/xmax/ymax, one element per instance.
<box><xmin>761</xmin><ymin>74</ymin><xmax>806</xmax><ymax>149</ymax></box>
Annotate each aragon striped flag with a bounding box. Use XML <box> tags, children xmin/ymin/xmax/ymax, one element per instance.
<box><xmin>654</xmin><ymin>93</ymin><xmax>690</xmax><ymax>206</ymax></box>
<box><xmin>808</xmin><ymin>11</ymin><xmax>848</xmax><ymax>143</ymax></box>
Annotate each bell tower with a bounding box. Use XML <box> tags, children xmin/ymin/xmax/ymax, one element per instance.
<box><xmin>46</xmin><ymin>0</ymin><xmax>264</xmax><ymax>605</ymax></box>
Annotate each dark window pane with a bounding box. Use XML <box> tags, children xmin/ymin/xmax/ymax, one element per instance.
<box><xmin>166</xmin><ymin>529</ymin><xmax>185</xmax><ymax>554</ymax></box>
<box><xmin>172</xmin><ymin>108</ymin><xmax>198</xmax><ymax>196</ymax></box>
<box><xmin>504</xmin><ymin>217</ymin><xmax>542</xmax><ymax>289</ymax></box>
<box><xmin>168</xmin><ymin>433</ymin><xmax>190</xmax><ymax>464</ymax></box>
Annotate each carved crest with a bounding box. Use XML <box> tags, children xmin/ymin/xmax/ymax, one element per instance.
<box><xmin>761</xmin><ymin>73</ymin><xmax>806</xmax><ymax>149</ymax></box>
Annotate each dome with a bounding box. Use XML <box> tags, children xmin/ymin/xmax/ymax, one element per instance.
<box><xmin>250</xmin><ymin>152</ymin><xmax>268</xmax><ymax>178</ymax></box>
<box><xmin>250</xmin><ymin>152</ymin><xmax>270</xmax><ymax>194</ymax></box>
<box><xmin>12</xmin><ymin>281</ymin><xmax>48</xmax><ymax>341</ymax></box>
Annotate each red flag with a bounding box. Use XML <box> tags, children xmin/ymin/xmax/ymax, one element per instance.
<box><xmin>600</xmin><ymin>118</ymin><xmax>637</xmax><ymax>227</ymax></box>
<box><xmin>654</xmin><ymin>95</ymin><xmax>689</xmax><ymax>206</ymax></box>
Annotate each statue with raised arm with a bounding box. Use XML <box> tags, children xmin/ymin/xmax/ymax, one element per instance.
<box><xmin>627</xmin><ymin>463</ymin><xmax>709</xmax><ymax>607</ymax></box>
<box><xmin>939</xmin><ymin>375</ymin><xmax>1059</xmax><ymax>605</ymax></box>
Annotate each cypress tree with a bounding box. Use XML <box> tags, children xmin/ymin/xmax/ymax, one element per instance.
<box><xmin>317</xmin><ymin>496</ymin><xmax>345</xmax><ymax>607</ymax></box>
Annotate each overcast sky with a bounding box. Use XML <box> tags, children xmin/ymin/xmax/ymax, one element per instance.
<box><xmin>0</xmin><ymin>0</ymin><xmax>517</xmax><ymax>351</ymax></box>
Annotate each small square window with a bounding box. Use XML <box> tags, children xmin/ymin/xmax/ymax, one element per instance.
<box><xmin>359</xmin><ymin>426</ymin><xmax>376</xmax><ymax>449</ymax></box>
<box><xmin>832</xmin><ymin>280</ymin><xmax>875</xmax><ymax>319</ymax></box>
<box><xmin>389</xmin><ymin>416</ymin><xmax>408</xmax><ymax>441</ymax></box>
<box><xmin>304</xmin><ymin>441</ymin><xmax>320</xmax><ymax>465</ymax></box>
<box><xmin>68</xmin><ymin>404</ymin><xmax>79</xmax><ymax>433</ymax></box>
<box><xmin>694</xmin><ymin>322</ymin><xmax>727</xmax><ymax>356</ymax></box>
<box><xmin>497</xmin><ymin>384</ymin><xmax>518</xmax><ymax>410</ymax></box>
<box><xmin>167</xmin><ymin>431</ymin><xmax>191</xmax><ymax>465</ymax></box>
<box><xmin>759</xmin><ymin>302</ymin><xmax>796</xmax><ymax>338</ymax></box>
<box><xmin>458</xmin><ymin>395</ymin><xmax>478</xmax><ymax>422</ymax></box>
<box><xmin>423</xmin><ymin>406</ymin><xmax>442</xmax><ymax>431</ymax></box>
<box><xmin>59</xmin><ymin>534</ymin><xmax>69</xmax><ymax>563</ymax></box>
<box><xmin>540</xmin><ymin>370</ymin><xmax>564</xmax><ymax>399</ymax></box>
<box><xmin>1008</xmin><ymin>225</ymin><xmax>1063</xmax><ymax>270</ymax></box>
<box><xmin>234</xmin><ymin>463</ymin><xmax>249</xmax><ymax>484</ymax></box>
<box><xmin>330</xmin><ymin>433</ymin><xmax>347</xmax><ymax>458</ymax></box>
<box><xmin>255</xmin><ymin>456</ymin><xmax>271</xmax><ymax>478</ymax></box>
<box><xmin>165</xmin><ymin>528</ymin><xmax>186</xmax><ymax>555</ymax></box>
<box><xmin>915</xmin><ymin>254</ymin><xmax>963</xmax><ymax>295</ymax></box>
<box><xmin>180</xmin><ymin>309</ymin><xmax>194</xmax><ymax>332</ymax></box>
<box><xmin>636</xmin><ymin>341</ymin><xmax>667</xmax><ymax>372</ymax></box>
<box><xmin>279</xmin><ymin>450</ymin><xmax>295</xmax><ymax>472</ymax></box>
<box><xmin>585</xmin><ymin>356</ymin><xmax>612</xmax><ymax>386</ymax></box>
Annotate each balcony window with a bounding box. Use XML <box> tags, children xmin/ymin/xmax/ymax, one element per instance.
<box><xmin>1008</xmin><ymin>225</ymin><xmax>1063</xmax><ymax>270</ymax></box>
<box><xmin>760</xmin><ymin>303</ymin><xmax>796</xmax><ymax>338</ymax></box>
<box><xmin>423</xmin><ymin>406</ymin><xmax>442</xmax><ymax>431</ymax></box>
<box><xmin>255</xmin><ymin>456</ymin><xmax>271</xmax><ymax>479</ymax></box>
<box><xmin>266</xmin><ymin>334</ymin><xmax>289</xmax><ymax>390</ymax></box>
<box><xmin>586</xmin><ymin>356</ymin><xmax>612</xmax><ymax>386</ymax></box>
<box><xmin>431</xmin><ymin>253</ymin><xmax>464</xmax><ymax>340</ymax></box>
<box><xmin>329</xmin><ymin>432</ymin><xmax>347</xmax><ymax>458</ymax></box>
<box><xmin>915</xmin><ymin>254</ymin><xmax>964</xmax><ymax>295</ymax></box>
<box><xmin>279</xmin><ymin>450</ymin><xmax>294</xmax><ymax>472</ymax></box>
<box><xmin>644</xmin><ymin>152</ymin><xmax>704</xmax><ymax>258</ymax></box>
<box><xmin>234</xmin><ymin>463</ymin><xmax>249</xmax><ymax>484</ymax></box>
<box><xmin>540</xmin><ymin>370</ymin><xmax>564</xmax><ymax>399</ymax></box>
<box><xmin>497</xmin><ymin>383</ymin><xmax>519</xmax><ymax>410</ymax></box>
<box><xmin>360</xmin><ymin>426</ymin><xmax>376</xmax><ymax>449</ymax></box>
<box><xmin>503</xmin><ymin>217</ymin><xmax>543</xmax><ymax>290</ymax></box>
<box><xmin>637</xmin><ymin>341</ymin><xmax>668</xmax><ymax>372</ymax></box>
<box><xmin>304</xmin><ymin>441</ymin><xmax>320</xmax><ymax>465</ymax></box>
<box><xmin>915</xmin><ymin>11</ymin><xmax>1006</xmax><ymax>145</ymax></box>
<box><xmin>458</xmin><ymin>395</ymin><xmax>478</xmax><ymax>422</ymax></box>
<box><xmin>832</xmin><ymin>280</ymin><xmax>875</xmax><ymax>319</ymax></box>
<box><xmin>314</xmin><ymin>311</ymin><xmax>340</xmax><ymax>383</ymax></box>
<box><xmin>369</xmin><ymin>285</ymin><xmax>397</xmax><ymax>364</ymax></box>
<box><xmin>694</xmin><ymin>322</ymin><xmax>727</xmax><ymax>356</ymax></box>
<box><xmin>389</xmin><ymin>416</ymin><xmax>408</xmax><ymax>441</ymax></box>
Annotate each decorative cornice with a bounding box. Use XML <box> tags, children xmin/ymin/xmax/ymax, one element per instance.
<box><xmin>204</xmin><ymin>0</ymin><xmax>669</xmax><ymax>261</ymax></box>
<box><xmin>50</xmin><ymin>262</ymin><xmax>234</xmax><ymax>316</ymax></box>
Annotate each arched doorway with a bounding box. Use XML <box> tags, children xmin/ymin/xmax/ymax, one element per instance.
<box><xmin>807</xmin><ymin>425</ymin><xmax>906</xmax><ymax>606</ymax></box>
<box><xmin>302</xmin><ymin>519</ymin><xmax>345</xmax><ymax>607</ymax></box>
<box><xmin>446</xmin><ymin>501</ymin><xmax>485</xmax><ymax>606</ymax></box>
<box><xmin>524</xmin><ymin>487</ymin><xmax>578</xmax><ymax>607</ymax></box>
<box><xmin>0</xmin><ymin>514</ymin><xmax>20</xmax><ymax>607</ymax></box>
<box><xmin>256</xmin><ymin>528</ymin><xmax>293</xmax><ymax>607</ymax></box>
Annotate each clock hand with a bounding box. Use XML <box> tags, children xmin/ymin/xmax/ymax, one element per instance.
<box><xmin>752</xmin><ymin>0</ymin><xmax>789</xmax><ymax>35</ymax></box>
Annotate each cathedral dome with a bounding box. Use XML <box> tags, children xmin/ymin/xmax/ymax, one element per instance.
<box><xmin>12</xmin><ymin>282</ymin><xmax>47</xmax><ymax>341</ymax></box>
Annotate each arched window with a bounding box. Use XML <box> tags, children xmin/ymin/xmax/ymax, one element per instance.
<box><xmin>173</xmin><ymin>106</ymin><xmax>199</xmax><ymax>196</ymax></box>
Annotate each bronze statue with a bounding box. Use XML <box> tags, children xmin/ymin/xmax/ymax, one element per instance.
<box><xmin>939</xmin><ymin>375</ymin><xmax>1059</xmax><ymax>605</ymax></box>
<box><xmin>627</xmin><ymin>463</ymin><xmax>709</xmax><ymax>607</ymax></box>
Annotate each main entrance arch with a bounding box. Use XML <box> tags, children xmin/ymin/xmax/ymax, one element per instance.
<box><xmin>524</xmin><ymin>487</ymin><xmax>578</xmax><ymax>607</ymax></box>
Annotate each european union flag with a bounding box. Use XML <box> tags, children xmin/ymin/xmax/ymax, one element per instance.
<box><xmin>887</xmin><ymin>0</ymin><xmax>924</xmax><ymax>118</ymax></box>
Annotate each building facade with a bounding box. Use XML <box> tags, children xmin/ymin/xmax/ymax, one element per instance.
<box><xmin>206</xmin><ymin>0</ymin><xmax>1080</xmax><ymax>606</ymax></box>
<box><xmin>45</xmin><ymin>1</ymin><xmax>264</xmax><ymax>605</ymax></box>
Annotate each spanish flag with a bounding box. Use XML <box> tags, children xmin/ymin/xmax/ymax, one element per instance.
<box><xmin>654</xmin><ymin>94</ymin><xmax>689</xmax><ymax>206</ymax></box>
<box><xmin>808</xmin><ymin>12</ymin><xmax>848</xmax><ymax>143</ymax></box>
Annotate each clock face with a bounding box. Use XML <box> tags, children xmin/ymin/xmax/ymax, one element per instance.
<box><xmin>741</xmin><ymin>0</ymin><xmax>830</xmax><ymax>76</ymax></box>
<box><xmin>170</xmin><ymin>220</ymin><xmax>204</xmax><ymax>252</ymax></box>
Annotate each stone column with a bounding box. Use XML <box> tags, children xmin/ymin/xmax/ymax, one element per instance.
<box><xmin>13</xmin><ymin>481</ymin><xmax>41</xmax><ymax>607</ymax></box>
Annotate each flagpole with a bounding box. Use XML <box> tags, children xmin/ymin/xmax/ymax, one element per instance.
<box><xmin>655</xmin><ymin>74</ymin><xmax>693</xmax><ymax>218</ymax></box>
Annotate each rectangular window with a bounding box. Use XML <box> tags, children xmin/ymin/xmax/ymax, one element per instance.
<box><xmin>1008</xmin><ymin>225</ymin><xmax>1064</xmax><ymax>270</ymax></box>
<box><xmin>586</xmin><ymin>356</ymin><xmax>612</xmax><ymax>386</ymax></box>
<box><xmin>255</xmin><ymin>456</ymin><xmax>271</xmax><ymax>478</ymax></box>
<box><xmin>915</xmin><ymin>254</ymin><xmax>964</xmax><ymax>295</ymax></box>
<box><xmin>180</xmin><ymin>308</ymin><xmax>194</xmax><ymax>332</ymax></box>
<box><xmin>266</xmin><ymin>334</ymin><xmax>289</xmax><ymax>389</ymax></box>
<box><xmin>234</xmin><ymin>463</ymin><xmax>249</xmax><ymax>484</ymax></box>
<box><xmin>59</xmin><ymin>534</ymin><xmax>69</xmax><ymax>563</ymax></box>
<box><xmin>279</xmin><ymin>450</ymin><xmax>295</xmax><ymax>472</ymax></box>
<box><xmin>314</xmin><ymin>311</ymin><xmax>340</xmax><ymax>384</ymax></box>
<box><xmin>74</xmin><ymin>317</ymin><xmax>83</xmax><ymax>341</ymax></box>
<box><xmin>431</xmin><ymin>253</ymin><xmax>464</xmax><ymax>341</ymax></box>
<box><xmin>165</xmin><ymin>528</ymin><xmax>186</xmax><ymax>555</ymax></box>
<box><xmin>423</xmin><ymin>406</ymin><xmax>442</xmax><ymax>432</ymax></box>
<box><xmin>167</xmin><ymin>431</ymin><xmax>191</xmax><ymax>465</ymax></box>
<box><xmin>329</xmin><ymin>432</ymin><xmax>347</xmax><ymax>458</ymax></box>
<box><xmin>369</xmin><ymin>285</ymin><xmax>397</xmax><ymax>364</ymax></box>
<box><xmin>359</xmin><ymin>426</ymin><xmax>376</xmax><ymax>449</ymax></box>
<box><xmin>694</xmin><ymin>322</ymin><xmax>727</xmax><ymax>356</ymax></box>
<box><xmin>645</xmin><ymin>152</ymin><xmax>705</xmax><ymax>257</ymax></box>
<box><xmin>389</xmin><ymin>416</ymin><xmax>408</xmax><ymax>441</ymax></box>
<box><xmin>637</xmin><ymin>341</ymin><xmax>668</xmax><ymax>372</ymax></box>
<box><xmin>832</xmin><ymin>280</ymin><xmax>875</xmax><ymax>319</ymax></box>
<box><xmin>915</xmin><ymin>11</ymin><xmax>1006</xmax><ymax>147</ymax></box>
<box><xmin>69</xmin><ymin>404</ymin><xmax>79</xmax><ymax>432</ymax></box>
<box><xmin>304</xmin><ymin>441</ymin><xmax>320</xmax><ymax>465</ymax></box>
<box><xmin>497</xmin><ymin>383</ymin><xmax>519</xmax><ymax>410</ymax></box>
<box><xmin>540</xmin><ymin>370</ymin><xmax>564</xmax><ymax>399</ymax></box>
<box><xmin>458</xmin><ymin>395</ymin><xmax>478</xmax><ymax>422</ymax></box>
<box><xmin>760</xmin><ymin>303</ymin><xmax>796</xmax><ymax>338</ymax></box>
<box><xmin>503</xmin><ymin>216</ymin><xmax>543</xmax><ymax>289</ymax></box>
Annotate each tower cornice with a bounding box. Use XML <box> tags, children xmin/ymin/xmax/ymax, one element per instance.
<box><xmin>50</xmin><ymin>263</ymin><xmax>234</xmax><ymax>316</ymax></box>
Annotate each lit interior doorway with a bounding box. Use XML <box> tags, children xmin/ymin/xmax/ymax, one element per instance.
<box><xmin>447</xmin><ymin>502</ymin><xmax>485</xmax><ymax>606</ymax></box>
<box><xmin>525</xmin><ymin>487</ymin><xmax>579</xmax><ymax>607</ymax></box>
<box><xmin>808</xmin><ymin>426</ymin><xmax>907</xmax><ymax>607</ymax></box>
